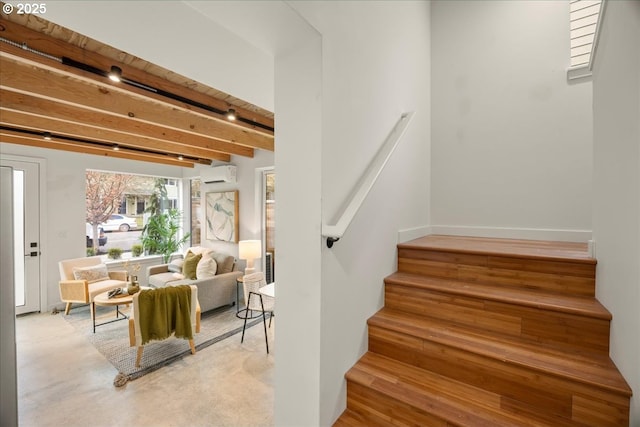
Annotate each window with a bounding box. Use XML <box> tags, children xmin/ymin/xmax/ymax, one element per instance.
<box><xmin>85</xmin><ymin>170</ymin><xmax>184</xmax><ymax>255</ymax></box>
<box><xmin>570</xmin><ymin>0</ymin><xmax>603</xmax><ymax>68</ymax></box>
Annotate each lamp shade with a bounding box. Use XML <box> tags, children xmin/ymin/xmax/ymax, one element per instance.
<box><xmin>238</xmin><ymin>240</ymin><xmax>261</xmax><ymax>261</ymax></box>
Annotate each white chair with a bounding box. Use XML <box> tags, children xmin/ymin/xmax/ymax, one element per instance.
<box><xmin>58</xmin><ymin>256</ymin><xmax>127</xmax><ymax>318</ymax></box>
<box><xmin>128</xmin><ymin>285</ymin><xmax>201</xmax><ymax>367</ymax></box>
<box><xmin>240</xmin><ymin>272</ymin><xmax>274</xmax><ymax>353</ymax></box>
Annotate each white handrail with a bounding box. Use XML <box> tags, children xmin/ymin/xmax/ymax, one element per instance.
<box><xmin>322</xmin><ymin>111</ymin><xmax>415</xmax><ymax>248</ymax></box>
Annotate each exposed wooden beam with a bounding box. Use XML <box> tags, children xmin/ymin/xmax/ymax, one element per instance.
<box><xmin>0</xmin><ymin>17</ymin><xmax>274</xmax><ymax>134</ymax></box>
<box><xmin>0</xmin><ymin>54</ymin><xmax>274</xmax><ymax>151</ymax></box>
<box><xmin>0</xmin><ymin>129</ymin><xmax>198</xmax><ymax>168</ymax></box>
<box><xmin>0</xmin><ymin>90</ymin><xmax>245</xmax><ymax>160</ymax></box>
<box><xmin>0</xmin><ymin>108</ymin><xmax>230</xmax><ymax>162</ymax></box>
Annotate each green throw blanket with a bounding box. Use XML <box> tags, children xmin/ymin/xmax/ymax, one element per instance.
<box><xmin>137</xmin><ymin>285</ymin><xmax>193</xmax><ymax>345</ymax></box>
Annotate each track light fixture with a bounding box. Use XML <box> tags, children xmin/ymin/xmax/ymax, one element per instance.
<box><xmin>226</xmin><ymin>108</ymin><xmax>237</xmax><ymax>121</ymax></box>
<box><xmin>108</xmin><ymin>65</ymin><xmax>122</xmax><ymax>82</ymax></box>
<box><xmin>43</xmin><ymin>132</ymin><xmax>52</xmax><ymax>140</ymax></box>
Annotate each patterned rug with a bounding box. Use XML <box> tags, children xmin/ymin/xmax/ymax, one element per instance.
<box><xmin>63</xmin><ymin>303</ymin><xmax>267</xmax><ymax>385</ymax></box>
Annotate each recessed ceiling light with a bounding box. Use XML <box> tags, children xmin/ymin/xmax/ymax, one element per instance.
<box><xmin>108</xmin><ymin>65</ymin><xmax>122</xmax><ymax>82</ymax></box>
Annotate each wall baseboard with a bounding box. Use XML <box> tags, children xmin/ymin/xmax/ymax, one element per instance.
<box><xmin>398</xmin><ymin>226</ymin><xmax>432</xmax><ymax>243</ymax></box>
<box><xmin>428</xmin><ymin>225</ymin><xmax>592</xmax><ymax>243</ymax></box>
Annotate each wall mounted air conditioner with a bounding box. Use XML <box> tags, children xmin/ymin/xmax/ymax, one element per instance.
<box><xmin>202</xmin><ymin>165</ymin><xmax>237</xmax><ymax>184</ymax></box>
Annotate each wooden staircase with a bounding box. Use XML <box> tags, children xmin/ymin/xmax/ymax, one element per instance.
<box><xmin>334</xmin><ymin>235</ymin><xmax>632</xmax><ymax>426</ymax></box>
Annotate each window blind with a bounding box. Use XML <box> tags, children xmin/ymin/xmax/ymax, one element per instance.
<box><xmin>570</xmin><ymin>0</ymin><xmax>603</xmax><ymax>67</ymax></box>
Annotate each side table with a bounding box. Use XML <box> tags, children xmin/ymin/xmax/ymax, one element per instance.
<box><xmin>92</xmin><ymin>287</ymin><xmax>150</xmax><ymax>333</ymax></box>
<box><xmin>236</xmin><ymin>277</ymin><xmax>261</xmax><ymax>320</ymax></box>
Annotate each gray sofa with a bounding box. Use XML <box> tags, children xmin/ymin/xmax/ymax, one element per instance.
<box><xmin>147</xmin><ymin>250</ymin><xmax>243</xmax><ymax>313</ymax></box>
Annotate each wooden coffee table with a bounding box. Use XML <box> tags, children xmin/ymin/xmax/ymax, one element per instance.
<box><xmin>92</xmin><ymin>288</ymin><xmax>149</xmax><ymax>333</ymax></box>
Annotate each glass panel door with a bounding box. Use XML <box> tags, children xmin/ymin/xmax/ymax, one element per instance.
<box><xmin>1</xmin><ymin>158</ymin><xmax>41</xmax><ymax>315</ymax></box>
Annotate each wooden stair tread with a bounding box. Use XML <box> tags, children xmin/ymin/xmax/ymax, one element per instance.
<box><xmin>333</xmin><ymin>408</ymin><xmax>395</xmax><ymax>427</ymax></box>
<box><xmin>347</xmin><ymin>352</ymin><xmax>575</xmax><ymax>427</ymax></box>
<box><xmin>399</xmin><ymin>235</ymin><xmax>595</xmax><ymax>264</ymax></box>
<box><xmin>370</xmin><ymin>308</ymin><xmax>632</xmax><ymax>397</ymax></box>
<box><xmin>385</xmin><ymin>272</ymin><xmax>611</xmax><ymax>319</ymax></box>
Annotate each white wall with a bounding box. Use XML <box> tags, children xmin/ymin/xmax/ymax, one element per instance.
<box><xmin>273</xmin><ymin>34</ymin><xmax>323</xmax><ymax>427</ymax></box>
<box><xmin>0</xmin><ymin>166</ymin><xmax>18</xmax><ymax>427</ymax></box>
<box><xmin>431</xmin><ymin>0</ymin><xmax>593</xmax><ymax>241</ymax></box>
<box><xmin>591</xmin><ymin>1</ymin><xmax>640</xmax><ymax>424</ymax></box>
<box><xmin>290</xmin><ymin>2</ymin><xmax>431</xmax><ymax>424</ymax></box>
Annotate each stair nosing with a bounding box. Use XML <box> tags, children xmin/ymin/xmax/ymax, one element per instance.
<box><xmin>385</xmin><ymin>272</ymin><xmax>611</xmax><ymax>320</ymax></box>
<box><xmin>368</xmin><ymin>308</ymin><xmax>632</xmax><ymax>397</ymax></box>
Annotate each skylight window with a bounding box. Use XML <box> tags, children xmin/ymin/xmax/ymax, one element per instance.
<box><xmin>570</xmin><ymin>0</ymin><xmax>603</xmax><ymax>67</ymax></box>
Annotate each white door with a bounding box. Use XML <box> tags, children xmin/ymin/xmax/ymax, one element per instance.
<box><xmin>1</xmin><ymin>159</ymin><xmax>41</xmax><ymax>315</ymax></box>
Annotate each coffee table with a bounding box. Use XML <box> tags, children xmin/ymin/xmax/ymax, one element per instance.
<box><xmin>92</xmin><ymin>288</ymin><xmax>149</xmax><ymax>333</ymax></box>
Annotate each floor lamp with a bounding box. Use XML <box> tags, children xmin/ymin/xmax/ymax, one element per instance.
<box><xmin>239</xmin><ymin>240</ymin><xmax>261</xmax><ymax>275</ymax></box>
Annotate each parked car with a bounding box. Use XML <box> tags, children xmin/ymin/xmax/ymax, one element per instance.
<box><xmin>100</xmin><ymin>214</ymin><xmax>138</xmax><ymax>232</ymax></box>
<box><xmin>86</xmin><ymin>223</ymin><xmax>107</xmax><ymax>247</ymax></box>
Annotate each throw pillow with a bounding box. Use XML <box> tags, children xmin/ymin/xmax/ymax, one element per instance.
<box><xmin>186</xmin><ymin>246</ymin><xmax>214</xmax><ymax>257</ymax></box>
<box><xmin>73</xmin><ymin>264</ymin><xmax>110</xmax><ymax>283</ymax></box>
<box><xmin>196</xmin><ymin>256</ymin><xmax>217</xmax><ymax>279</ymax></box>
<box><xmin>210</xmin><ymin>252</ymin><xmax>235</xmax><ymax>275</ymax></box>
<box><xmin>182</xmin><ymin>251</ymin><xmax>202</xmax><ymax>280</ymax></box>
<box><xmin>168</xmin><ymin>258</ymin><xmax>184</xmax><ymax>273</ymax></box>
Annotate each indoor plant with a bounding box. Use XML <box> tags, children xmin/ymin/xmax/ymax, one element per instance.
<box><xmin>140</xmin><ymin>208</ymin><xmax>191</xmax><ymax>263</ymax></box>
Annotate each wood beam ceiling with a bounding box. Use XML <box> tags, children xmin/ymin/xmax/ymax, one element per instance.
<box><xmin>0</xmin><ymin>14</ymin><xmax>274</xmax><ymax>168</ymax></box>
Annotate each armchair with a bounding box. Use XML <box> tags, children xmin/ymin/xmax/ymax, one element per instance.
<box><xmin>58</xmin><ymin>256</ymin><xmax>127</xmax><ymax>316</ymax></box>
<box><xmin>128</xmin><ymin>285</ymin><xmax>201</xmax><ymax>367</ymax></box>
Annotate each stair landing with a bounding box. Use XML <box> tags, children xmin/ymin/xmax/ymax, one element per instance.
<box><xmin>401</xmin><ymin>235</ymin><xmax>593</xmax><ymax>262</ymax></box>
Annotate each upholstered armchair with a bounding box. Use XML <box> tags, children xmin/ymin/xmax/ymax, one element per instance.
<box><xmin>58</xmin><ymin>256</ymin><xmax>127</xmax><ymax>316</ymax></box>
<box><xmin>128</xmin><ymin>285</ymin><xmax>201</xmax><ymax>367</ymax></box>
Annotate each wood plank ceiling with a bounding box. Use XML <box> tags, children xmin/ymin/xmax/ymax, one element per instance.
<box><xmin>0</xmin><ymin>11</ymin><xmax>274</xmax><ymax>168</ymax></box>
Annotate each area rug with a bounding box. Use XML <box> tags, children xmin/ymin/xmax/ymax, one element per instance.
<box><xmin>63</xmin><ymin>303</ymin><xmax>267</xmax><ymax>385</ymax></box>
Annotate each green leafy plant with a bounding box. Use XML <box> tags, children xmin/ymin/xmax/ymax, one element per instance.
<box><xmin>141</xmin><ymin>209</ymin><xmax>191</xmax><ymax>263</ymax></box>
<box><xmin>140</xmin><ymin>179</ymin><xmax>190</xmax><ymax>263</ymax></box>
<box><xmin>107</xmin><ymin>247</ymin><xmax>123</xmax><ymax>260</ymax></box>
<box><xmin>86</xmin><ymin>247</ymin><xmax>95</xmax><ymax>257</ymax></box>
<box><xmin>131</xmin><ymin>244</ymin><xmax>144</xmax><ymax>257</ymax></box>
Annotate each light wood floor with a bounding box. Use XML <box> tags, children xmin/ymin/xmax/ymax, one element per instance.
<box><xmin>16</xmin><ymin>309</ymin><xmax>274</xmax><ymax>427</ymax></box>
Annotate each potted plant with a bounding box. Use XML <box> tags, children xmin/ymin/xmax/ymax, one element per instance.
<box><xmin>140</xmin><ymin>179</ymin><xmax>191</xmax><ymax>263</ymax></box>
<box><xmin>141</xmin><ymin>209</ymin><xmax>191</xmax><ymax>263</ymax></box>
<box><xmin>131</xmin><ymin>243</ymin><xmax>144</xmax><ymax>257</ymax></box>
<box><xmin>107</xmin><ymin>247</ymin><xmax>123</xmax><ymax>260</ymax></box>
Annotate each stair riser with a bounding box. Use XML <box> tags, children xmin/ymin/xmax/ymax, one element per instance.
<box><xmin>346</xmin><ymin>381</ymin><xmax>462</xmax><ymax>427</ymax></box>
<box><xmin>369</xmin><ymin>326</ymin><xmax>630</xmax><ymax>427</ymax></box>
<box><xmin>385</xmin><ymin>284</ymin><xmax>611</xmax><ymax>355</ymax></box>
<box><xmin>398</xmin><ymin>249</ymin><xmax>595</xmax><ymax>297</ymax></box>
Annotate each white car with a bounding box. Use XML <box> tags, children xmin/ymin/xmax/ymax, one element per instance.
<box><xmin>101</xmin><ymin>214</ymin><xmax>138</xmax><ymax>232</ymax></box>
<box><xmin>86</xmin><ymin>223</ymin><xmax>107</xmax><ymax>247</ymax></box>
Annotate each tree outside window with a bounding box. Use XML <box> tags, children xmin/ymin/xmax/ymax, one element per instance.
<box><xmin>85</xmin><ymin>171</ymin><xmax>133</xmax><ymax>253</ymax></box>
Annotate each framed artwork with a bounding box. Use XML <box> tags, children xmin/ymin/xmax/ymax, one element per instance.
<box><xmin>205</xmin><ymin>191</ymin><xmax>239</xmax><ymax>242</ymax></box>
